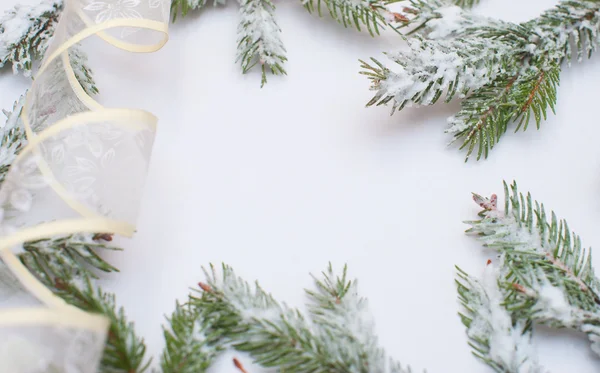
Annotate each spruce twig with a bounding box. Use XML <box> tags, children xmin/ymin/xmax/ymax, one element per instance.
<box><xmin>170</xmin><ymin>0</ymin><xmax>226</xmax><ymax>21</ymax></box>
<box><xmin>236</xmin><ymin>0</ymin><xmax>287</xmax><ymax>87</ymax></box>
<box><xmin>302</xmin><ymin>0</ymin><xmax>393</xmax><ymax>36</ymax></box>
<box><xmin>49</xmin><ymin>276</ymin><xmax>152</xmax><ymax>373</ymax></box>
<box><xmin>363</xmin><ymin>0</ymin><xmax>600</xmax><ymax>160</ymax></box>
<box><xmin>456</xmin><ymin>264</ymin><xmax>543</xmax><ymax>372</ymax></box>
<box><xmin>184</xmin><ymin>263</ymin><xmax>416</xmax><ymax>373</ymax></box>
<box><xmin>463</xmin><ymin>181</ymin><xmax>600</xmax><ymax>359</ymax></box>
<box><xmin>0</xmin><ymin>0</ymin><xmax>61</xmax><ymax>75</ymax></box>
<box><xmin>161</xmin><ymin>300</ymin><xmax>225</xmax><ymax>373</ymax></box>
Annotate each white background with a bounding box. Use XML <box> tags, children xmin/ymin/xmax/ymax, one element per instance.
<box><xmin>2</xmin><ymin>0</ymin><xmax>600</xmax><ymax>372</ymax></box>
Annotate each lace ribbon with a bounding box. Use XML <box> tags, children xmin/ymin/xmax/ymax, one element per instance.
<box><xmin>0</xmin><ymin>0</ymin><xmax>169</xmax><ymax>370</ymax></box>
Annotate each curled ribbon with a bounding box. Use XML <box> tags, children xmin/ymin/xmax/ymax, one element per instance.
<box><xmin>0</xmin><ymin>0</ymin><xmax>169</xmax><ymax>370</ymax></box>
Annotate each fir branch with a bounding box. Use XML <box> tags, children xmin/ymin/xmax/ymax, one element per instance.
<box><xmin>361</xmin><ymin>35</ymin><xmax>518</xmax><ymax>112</ymax></box>
<box><xmin>302</xmin><ymin>0</ymin><xmax>390</xmax><ymax>36</ymax></box>
<box><xmin>456</xmin><ymin>265</ymin><xmax>542</xmax><ymax>373</ymax></box>
<box><xmin>161</xmin><ymin>300</ymin><xmax>225</xmax><ymax>373</ymax></box>
<box><xmin>69</xmin><ymin>45</ymin><xmax>99</xmax><ymax>96</ymax></box>
<box><xmin>446</xmin><ymin>65</ymin><xmax>560</xmax><ymax>161</ymax></box>
<box><xmin>47</xmin><ymin>276</ymin><xmax>151</xmax><ymax>373</ymax></box>
<box><xmin>18</xmin><ymin>233</ymin><xmax>120</xmax><ymax>282</ymax></box>
<box><xmin>0</xmin><ymin>0</ymin><xmax>61</xmax><ymax>76</ymax></box>
<box><xmin>12</xmin><ymin>231</ymin><xmax>143</xmax><ymax>373</ymax></box>
<box><xmin>0</xmin><ymin>95</ymin><xmax>27</xmax><ymax>183</ymax></box>
<box><xmin>304</xmin><ymin>264</ymin><xmax>388</xmax><ymax>372</ymax></box>
<box><xmin>452</xmin><ymin>0</ymin><xmax>480</xmax><ymax>8</ymax></box>
<box><xmin>465</xmin><ymin>181</ymin><xmax>600</xmax><ymax>357</ymax></box>
<box><xmin>530</xmin><ymin>0</ymin><xmax>600</xmax><ymax>64</ymax></box>
<box><xmin>363</xmin><ymin>0</ymin><xmax>600</xmax><ymax>160</ymax></box>
<box><xmin>392</xmin><ymin>1</ymin><xmax>502</xmax><ymax>38</ymax></box>
<box><xmin>190</xmin><ymin>263</ymin><xmax>414</xmax><ymax>373</ymax></box>
<box><xmin>236</xmin><ymin>0</ymin><xmax>287</xmax><ymax>87</ymax></box>
<box><xmin>0</xmin><ymin>0</ymin><xmax>98</xmax><ymax>93</ymax></box>
<box><xmin>170</xmin><ymin>0</ymin><xmax>227</xmax><ymax>21</ymax></box>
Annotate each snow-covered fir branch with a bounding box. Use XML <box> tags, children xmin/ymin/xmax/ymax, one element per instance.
<box><xmin>0</xmin><ymin>1</ymin><xmax>98</xmax><ymax>94</ymax></box>
<box><xmin>361</xmin><ymin>35</ymin><xmax>518</xmax><ymax>112</ymax></box>
<box><xmin>170</xmin><ymin>0</ymin><xmax>399</xmax><ymax>85</ymax></box>
<box><xmin>302</xmin><ymin>0</ymin><xmax>391</xmax><ymax>36</ymax></box>
<box><xmin>0</xmin><ymin>95</ymin><xmax>27</xmax><ymax>183</ymax></box>
<box><xmin>0</xmin><ymin>0</ymin><xmax>60</xmax><ymax>75</ymax></box>
<box><xmin>69</xmin><ymin>45</ymin><xmax>99</xmax><ymax>96</ymax></box>
<box><xmin>363</xmin><ymin>0</ymin><xmax>600</xmax><ymax>160</ymax></box>
<box><xmin>464</xmin><ymin>181</ymin><xmax>600</xmax><ymax>360</ymax></box>
<box><xmin>456</xmin><ymin>264</ymin><xmax>543</xmax><ymax>373</ymax></box>
<box><xmin>530</xmin><ymin>0</ymin><xmax>600</xmax><ymax>64</ymax></box>
<box><xmin>161</xmin><ymin>300</ymin><xmax>225</xmax><ymax>373</ymax></box>
<box><xmin>19</xmin><ymin>233</ymin><xmax>120</xmax><ymax>281</ymax></box>
<box><xmin>181</xmin><ymin>263</ymin><xmax>416</xmax><ymax>373</ymax></box>
<box><xmin>48</xmin><ymin>276</ymin><xmax>151</xmax><ymax>372</ymax></box>
<box><xmin>237</xmin><ymin>0</ymin><xmax>287</xmax><ymax>87</ymax></box>
<box><xmin>170</xmin><ymin>0</ymin><xmax>227</xmax><ymax>20</ymax></box>
<box><xmin>305</xmin><ymin>264</ymin><xmax>388</xmax><ymax>372</ymax></box>
<box><xmin>446</xmin><ymin>64</ymin><xmax>560</xmax><ymax>160</ymax></box>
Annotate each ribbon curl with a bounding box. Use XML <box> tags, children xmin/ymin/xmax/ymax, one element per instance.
<box><xmin>0</xmin><ymin>0</ymin><xmax>169</xmax><ymax>371</ymax></box>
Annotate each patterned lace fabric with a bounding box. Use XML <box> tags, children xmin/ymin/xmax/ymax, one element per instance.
<box><xmin>0</xmin><ymin>0</ymin><xmax>170</xmax><ymax>371</ymax></box>
<box><xmin>0</xmin><ymin>260</ymin><xmax>39</xmax><ymax>309</ymax></box>
<box><xmin>0</xmin><ymin>326</ymin><xmax>106</xmax><ymax>373</ymax></box>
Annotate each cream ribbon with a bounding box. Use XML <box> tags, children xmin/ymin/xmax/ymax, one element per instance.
<box><xmin>0</xmin><ymin>0</ymin><xmax>169</xmax><ymax>370</ymax></box>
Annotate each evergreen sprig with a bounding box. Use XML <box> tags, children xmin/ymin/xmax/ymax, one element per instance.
<box><xmin>302</xmin><ymin>0</ymin><xmax>391</xmax><ymax>36</ymax></box>
<box><xmin>179</xmin><ymin>263</ymin><xmax>415</xmax><ymax>373</ymax></box>
<box><xmin>462</xmin><ymin>181</ymin><xmax>600</xmax><ymax>367</ymax></box>
<box><xmin>455</xmin><ymin>265</ymin><xmax>542</xmax><ymax>372</ymax></box>
<box><xmin>47</xmin><ymin>276</ymin><xmax>152</xmax><ymax>373</ymax></box>
<box><xmin>161</xmin><ymin>300</ymin><xmax>224</xmax><ymax>373</ymax></box>
<box><xmin>169</xmin><ymin>0</ymin><xmax>398</xmax><ymax>85</ymax></box>
<box><xmin>363</xmin><ymin>0</ymin><xmax>600</xmax><ymax>160</ymax></box>
<box><xmin>452</xmin><ymin>0</ymin><xmax>480</xmax><ymax>8</ymax></box>
<box><xmin>0</xmin><ymin>0</ymin><xmax>60</xmax><ymax>75</ymax></box>
<box><xmin>18</xmin><ymin>233</ymin><xmax>120</xmax><ymax>282</ymax></box>
<box><xmin>0</xmin><ymin>1</ymin><xmax>98</xmax><ymax>93</ymax></box>
<box><xmin>0</xmin><ymin>95</ymin><xmax>27</xmax><ymax>183</ymax></box>
<box><xmin>447</xmin><ymin>65</ymin><xmax>560</xmax><ymax>160</ymax></box>
<box><xmin>361</xmin><ymin>35</ymin><xmax>518</xmax><ymax>113</ymax></box>
<box><xmin>237</xmin><ymin>0</ymin><xmax>287</xmax><ymax>87</ymax></box>
<box><xmin>170</xmin><ymin>0</ymin><xmax>226</xmax><ymax>21</ymax></box>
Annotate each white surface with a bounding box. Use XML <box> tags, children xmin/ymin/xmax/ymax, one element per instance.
<box><xmin>2</xmin><ymin>0</ymin><xmax>600</xmax><ymax>372</ymax></box>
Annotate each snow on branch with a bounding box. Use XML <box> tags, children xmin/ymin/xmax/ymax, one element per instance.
<box><xmin>363</xmin><ymin>0</ymin><xmax>600</xmax><ymax>160</ymax></box>
<box><xmin>237</xmin><ymin>0</ymin><xmax>287</xmax><ymax>87</ymax></box>
<box><xmin>171</xmin><ymin>0</ymin><xmax>227</xmax><ymax>20</ymax></box>
<box><xmin>302</xmin><ymin>0</ymin><xmax>391</xmax><ymax>36</ymax></box>
<box><xmin>361</xmin><ymin>35</ymin><xmax>517</xmax><ymax>112</ymax></box>
<box><xmin>456</xmin><ymin>264</ymin><xmax>543</xmax><ymax>372</ymax></box>
<box><xmin>0</xmin><ymin>0</ymin><xmax>61</xmax><ymax>75</ymax></box>
<box><xmin>463</xmin><ymin>181</ymin><xmax>600</xmax><ymax>360</ymax></box>
<box><xmin>183</xmin><ymin>263</ymin><xmax>416</xmax><ymax>373</ymax></box>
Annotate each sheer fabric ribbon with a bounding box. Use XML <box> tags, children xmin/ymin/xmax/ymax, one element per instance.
<box><xmin>0</xmin><ymin>0</ymin><xmax>169</xmax><ymax>371</ymax></box>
